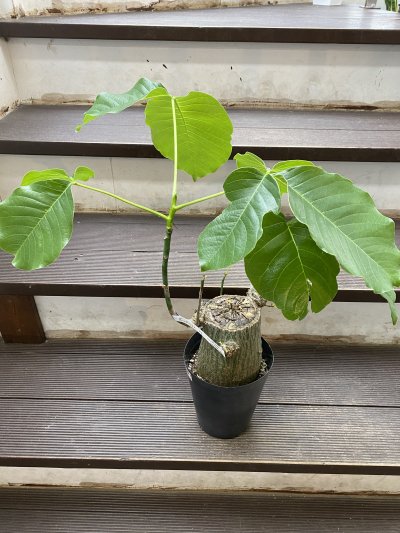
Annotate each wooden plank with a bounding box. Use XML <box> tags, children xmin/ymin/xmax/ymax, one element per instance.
<box><xmin>0</xmin><ymin>489</ymin><xmax>399</xmax><ymax>532</ymax></box>
<box><xmin>0</xmin><ymin>340</ymin><xmax>398</xmax><ymax>407</ymax></box>
<box><xmin>0</xmin><ymin>214</ymin><xmax>398</xmax><ymax>302</ymax></box>
<box><xmin>0</xmin><ymin>398</ymin><xmax>398</xmax><ymax>473</ymax></box>
<box><xmin>1</xmin><ymin>105</ymin><xmax>399</xmax><ymax>162</ymax></box>
<box><xmin>1</xmin><ymin>5</ymin><xmax>399</xmax><ymax>44</ymax></box>
<box><xmin>0</xmin><ymin>339</ymin><xmax>397</xmax><ymax>473</ymax></box>
<box><xmin>0</xmin><ymin>295</ymin><xmax>45</xmax><ymax>343</ymax></box>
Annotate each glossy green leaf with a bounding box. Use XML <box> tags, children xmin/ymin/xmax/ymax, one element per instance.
<box><xmin>234</xmin><ymin>152</ymin><xmax>268</xmax><ymax>173</ymax></box>
<box><xmin>271</xmin><ymin>160</ymin><xmax>315</xmax><ymax>173</ymax></box>
<box><xmin>245</xmin><ymin>213</ymin><xmax>340</xmax><ymax>320</ymax></box>
<box><xmin>0</xmin><ymin>180</ymin><xmax>74</xmax><ymax>270</ymax></box>
<box><xmin>145</xmin><ymin>92</ymin><xmax>233</xmax><ymax>180</ymax></box>
<box><xmin>21</xmin><ymin>168</ymin><xmax>70</xmax><ymax>186</ymax></box>
<box><xmin>76</xmin><ymin>78</ymin><xmax>165</xmax><ymax>131</ymax></box>
<box><xmin>285</xmin><ymin>166</ymin><xmax>400</xmax><ymax>324</ymax></box>
<box><xmin>198</xmin><ymin>168</ymin><xmax>280</xmax><ymax>271</ymax></box>
<box><xmin>270</xmin><ymin>160</ymin><xmax>316</xmax><ymax>195</ymax></box>
<box><xmin>73</xmin><ymin>166</ymin><xmax>95</xmax><ymax>182</ymax></box>
<box><xmin>234</xmin><ymin>151</ymin><xmax>287</xmax><ymax>194</ymax></box>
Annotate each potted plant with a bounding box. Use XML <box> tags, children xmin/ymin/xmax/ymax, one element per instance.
<box><xmin>0</xmin><ymin>78</ymin><xmax>399</xmax><ymax>438</ymax></box>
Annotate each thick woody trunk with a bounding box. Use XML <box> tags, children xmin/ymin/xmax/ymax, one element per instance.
<box><xmin>194</xmin><ymin>294</ymin><xmax>263</xmax><ymax>387</ymax></box>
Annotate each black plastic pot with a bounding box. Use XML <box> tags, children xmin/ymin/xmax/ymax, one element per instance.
<box><xmin>184</xmin><ymin>333</ymin><xmax>274</xmax><ymax>439</ymax></box>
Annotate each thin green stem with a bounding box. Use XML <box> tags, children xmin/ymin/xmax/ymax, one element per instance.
<box><xmin>220</xmin><ymin>269</ymin><xmax>230</xmax><ymax>296</ymax></box>
<box><xmin>74</xmin><ymin>182</ymin><xmax>168</xmax><ymax>221</ymax></box>
<box><xmin>161</xmin><ymin>96</ymin><xmax>179</xmax><ymax>316</ymax></box>
<box><xmin>196</xmin><ymin>274</ymin><xmax>206</xmax><ymax>326</ymax></box>
<box><xmin>162</xmin><ymin>220</ymin><xmax>175</xmax><ymax>316</ymax></box>
<box><xmin>175</xmin><ymin>191</ymin><xmax>225</xmax><ymax>212</ymax></box>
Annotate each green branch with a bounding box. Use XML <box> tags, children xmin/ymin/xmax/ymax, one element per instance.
<box><xmin>161</xmin><ymin>96</ymin><xmax>179</xmax><ymax>317</ymax></box>
<box><xmin>73</xmin><ymin>182</ymin><xmax>168</xmax><ymax>221</ymax></box>
<box><xmin>162</xmin><ymin>221</ymin><xmax>175</xmax><ymax>316</ymax></box>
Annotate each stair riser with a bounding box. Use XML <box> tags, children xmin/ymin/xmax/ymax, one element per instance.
<box><xmin>35</xmin><ymin>297</ymin><xmax>400</xmax><ymax>345</ymax></box>
<box><xmin>1</xmin><ymin>155</ymin><xmax>399</xmax><ymax>215</ymax></box>
<box><xmin>0</xmin><ymin>467</ymin><xmax>399</xmax><ymax>494</ymax></box>
<box><xmin>0</xmin><ymin>40</ymin><xmax>18</xmax><ymax>112</ymax></box>
<box><xmin>7</xmin><ymin>38</ymin><xmax>399</xmax><ymax>107</ymax></box>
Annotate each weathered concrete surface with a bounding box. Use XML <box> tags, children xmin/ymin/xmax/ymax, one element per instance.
<box><xmin>0</xmin><ymin>467</ymin><xmax>399</xmax><ymax>494</ymax></box>
<box><xmin>1</xmin><ymin>156</ymin><xmax>399</xmax><ymax>216</ymax></box>
<box><xmin>0</xmin><ymin>40</ymin><xmax>19</xmax><ymax>115</ymax></box>
<box><xmin>7</xmin><ymin>39</ymin><xmax>398</xmax><ymax>107</ymax></box>
<box><xmin>36</xmin><ymin>297</ymin><xmax>400</xmax><ymax>345</ymax></box>
<box><xmin>1</xmin><ymin>0</ymin><xmax>309</xmax><ymax>18</ymax></box>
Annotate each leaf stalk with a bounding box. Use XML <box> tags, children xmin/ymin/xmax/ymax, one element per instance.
<box><xmin>175</xmin><ymin>191</ymin><xmax>225</xmax><ymax>211</ymax></box>
<box><xmin>74</xmin><ymin>182</ymin><xmax>168</xmax><ymax>221</ymax></box>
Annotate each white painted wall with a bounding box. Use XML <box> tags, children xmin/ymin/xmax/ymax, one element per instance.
<box><xmin>8</xmin><ymin>39</ymin><xmax>399</xmax><ymax>107</ymax></box>
<box><xmin>36</xmin><ymin>297</ymin><xmax>400</xmax><ymax>344</ymax></box>
<box><xmin>0</xmin><ymin>0</ymin><xmax>15</xmax><ymax>18</ymax></box>
<box><xmin>0</xmin><ymin>39</ymin><xmax>18</xmax><ymax>112</ymax></box>
<box><xmin>1</xmin><ymin>155</ymin><xmax>399</xmax><ymax>215</ymax></box>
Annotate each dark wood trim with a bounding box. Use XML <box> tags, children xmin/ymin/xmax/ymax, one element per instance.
<box><xmin>0</xmin><ymin>456</ymin><xmax>398</xmax><ymax>475</ymax></box>
<box><xmin>0</xmin><ymin>140</ymin><xmax>398</xmax><ymax>163</ymax></box>
<box><xmin>0</xmin><ymin>295</ymin><xmax>45</xmax><ymax>343</ymax></box>
<box><xmin>0</xmin><ymin>283</ymin><xmax>397</xmax><ymax>303</ymax></box>
<box><xmin>0</xmin><ymin>5</ymin><xmax>399</xmax><ymax>45</ymax></box>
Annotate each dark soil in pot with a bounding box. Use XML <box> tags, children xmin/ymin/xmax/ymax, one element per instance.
<box><xmin>184</xmin><ymin>333</ymin><xmax>274</xmax><ymax>439</ymax></box>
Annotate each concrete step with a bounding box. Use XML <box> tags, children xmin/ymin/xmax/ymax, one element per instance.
<box><xmin>1</xmin><ymin>154</ymin><xmax>399</xmax><ymax>216</ymax></box>
<box><xmin>0</xmin><ymin>339</ymin><xmax>398</xmax><ymax>475</ymax></box>
<box><xmin>0</xmin><ymin>5</ymin><xmax>399</xmax><ymax>107</ymax></box>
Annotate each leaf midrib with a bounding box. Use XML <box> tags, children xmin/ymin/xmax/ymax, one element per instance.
<box><xmin>286</xmin><ymin>223</ymin><xmax>309</xmax><ymax>299</ymax></box>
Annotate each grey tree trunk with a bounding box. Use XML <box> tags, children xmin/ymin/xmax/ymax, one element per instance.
<box><xmin>194</xmin><ymin>294</ymin><xmax>262</xmax><ymax>387</ymax></box>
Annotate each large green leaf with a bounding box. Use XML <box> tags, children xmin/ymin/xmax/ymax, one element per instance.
<box><xmin>0</xmin><ymin>180</ymin><xmax>74</xmax><ymax>270</ymax></box>
<box><xmin>245</xmin><ymin>213</ymin><xmax>340</xmax><ymax>320</ymax></box>
<box><xmin>284</xmin><ymin>166</ymin><xmax>400</xmax><ymax>324</ymax></box>
<box><xmin>145</xmin><ymin>92</ymin><xmax>233</xmax><ymax>180</ymax></box>
<box><xmin>76</xmin><ymin>78</ymin><xmax>165</xmax><ymax>131</ymax></box>
<box><xmin>198</xmin><ymin>167</ymin><xmax>280</xmax><ymax>271</ymax></box>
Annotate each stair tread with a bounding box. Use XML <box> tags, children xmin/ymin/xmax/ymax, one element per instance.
<box><xmin>0</xmin><ymin>489</ymin><xmax>399</xmax><ymax>532</ymax></box>
<box><xmin>0</xmin><ymin>339</ymin><xmax>398</xmax><ymax>474</ymax></box>
<box><xmin>0</xmin><ymin>213</ymin><xmax>398</xmax><ymax>302</ymax></box>
<box><xmin>1</xmin><ymin>4</ymin><xmax>399</xmax><ymax>45</ymax></box>
<box><xmin>1</xmin><ymin>105</ymin><xmax>399</xmax><ymax>161</ymax></box>
<box><xmin>1</xmin><ymin>340</ymin><xmax>398</xmax><ymax>406</ymax></box>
